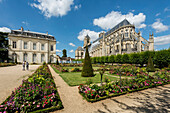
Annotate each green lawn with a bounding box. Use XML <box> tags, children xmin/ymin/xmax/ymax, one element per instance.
<box><xmin>51</xmin><ymin>66</ymin><xmax>119</xmax><ymax>86</ymax></box>
<box><xmin>63</xmin><ymin>66</ymin><xmax>100</xmax><ymax>71</ymax></box>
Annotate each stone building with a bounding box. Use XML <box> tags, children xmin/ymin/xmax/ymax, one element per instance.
<box><xmin>8</xmin><ymin>27</ymin><xmax>56</xmax><ymax>64</ymax></box>
<box><xmin>75</xmin><ymin>19</ymin><xmax>154</xmax><ymax>58</ymax></box>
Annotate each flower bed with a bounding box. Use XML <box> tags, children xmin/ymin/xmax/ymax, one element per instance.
<box><xmin>109</xmin><ymin>64</ymin><xmax>147</xmax><ymax>76</ymax></box>
<box><xmin>0</xmin><ymin>63</ymin><xmax>63</xmax><ymax>113</ymax></box>
<box><xmin>78</xmin><ymin>70</ymin><xmax>170</xmax><ymax>102</ymax></box>
<box><xmin>0</xmin><ymin>63</ymin><xmax>16</xmax><ymax>67</ymax></box>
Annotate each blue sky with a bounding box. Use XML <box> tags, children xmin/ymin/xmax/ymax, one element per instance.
<box><xmin>0</xmin><ymin>0</ymin><xmax>169</xmax><ymax>58</ymax></box>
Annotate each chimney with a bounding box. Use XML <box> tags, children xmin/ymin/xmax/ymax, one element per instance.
<box><xmin>47</xmin><ymin>31</ymin><xmax>48</xmax><ymax>35</ymax></box>
<box><xmin>21</xmin><ymin>26</ymin><xmax>24</xmax><ymax>31</ymax></box>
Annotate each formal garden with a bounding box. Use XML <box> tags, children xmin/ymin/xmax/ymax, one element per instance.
<box><xmin>52</xmin><ymin>47</ymin><xmax>170</xmax><ymax>103</ymax></box>
<box><xmin>0</xmin><ymin>47</ymin><xmax>169</xmax><ymax>112</ymax></box>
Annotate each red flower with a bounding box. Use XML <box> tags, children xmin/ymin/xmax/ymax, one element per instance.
<box><xmin>44</xmin><ymin>96</ymin><xmax>46</xmax><ymax>98</ymax></box>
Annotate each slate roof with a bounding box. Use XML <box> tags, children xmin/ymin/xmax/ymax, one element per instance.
<box><xmin>93</xmin><ymin>19</ymin><xmax>132</xmax><ymax>43</ymax></box>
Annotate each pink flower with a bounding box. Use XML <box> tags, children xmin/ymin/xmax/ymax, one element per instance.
<box><xmin>5</xmin><ymin>107</ymin><xmax>7</xmax><ymax>110</ymax></box>
<box><xmin>37</xmin><ymin>105</ymin><xmax>40</xmax><ymax>107</ymax></box>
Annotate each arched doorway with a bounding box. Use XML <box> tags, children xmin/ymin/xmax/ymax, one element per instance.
<box><xmin>12</xmin><ymin>53</ymin><xmax>17</xmax><ymax>63</ymax></box>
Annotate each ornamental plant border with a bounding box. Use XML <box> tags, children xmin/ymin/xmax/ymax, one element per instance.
<box><xmin>79</xmin><ymin>82</ymin><xmax>170</xmax><ymax>103</ymax></box>
<box><xmin>0</xmin><ymin>65</ymin><xmax>64</xmax><ymax>113</ymax></box>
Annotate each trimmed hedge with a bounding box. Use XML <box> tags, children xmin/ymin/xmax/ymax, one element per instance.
<box><xmin>90</xmin><ymin>49</ymin><xmax>170</xmax><ymax>68</ymax></box>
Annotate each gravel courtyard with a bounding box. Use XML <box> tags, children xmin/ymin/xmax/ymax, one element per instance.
<box><xmin>0</xmin><ymin>65</ymin><xmax>40</xmax><ymax>103</ymax></box>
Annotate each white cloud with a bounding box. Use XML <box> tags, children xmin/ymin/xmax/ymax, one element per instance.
<box><xmin>93</xmin><ymin>11</ymin><xmax>146</xmax><ymax>30</ymax></box>
<box><xmin>74</xmin><ymin>4</ymin><xmax>81</xmax><ymax>10</ymax></box>
<box><xmin>69</xmin><ymin>49</ymin><xmax>74</xmax><ymax>52</ymax></box>
<box><xmin>131</xmin><ymin>10</ymin><xmax>135</xmax><ymax>12</ymax></box>
<box><xmin>151</xmin><ymin>19</ymin><xmax>169</xmax><ymax>33</ymax></box>
<box><xmin>164</xmin><ymin>7</ymin><xmax>170</xmax><ymax>12</ymax></box>
<box><xmin>154</xmin><ymin>35</ymin><xmax>170</xmax><ymax>45</ymax></box>
<box><xmin>56</xmin><ymin>41</ymin><xmax>59</xmax><ymax>44</ymax></box>
<box><xmin>77</xmin><ymin>29</ymin><xmax>101</xmax><ymax>42</ymax></box>
<box><xmin>69</xmin><ymin>43</ymin><xmax>75</xmax><ymax>46</ymax></box>
<box><xmin>30</xmin><ymin>0</ymin><xmax>74</xmax><ymax>18</ymax></box>
<box><xmin>22</xmin><ymin>21</ymin><xmax>29</xmax><ymax>25</ymax></box>
<box><xmin>155</xmin><ymin>13</ymin><xmax>161</xmax><ymax>17</ymax></box>
<box><xmin>56</xmin><ymin>49</ymin><xmax>61</xmax><ymax>52</ymax></box>
<box><xmin>0</xmin><ymin>27</ymin><xmax>11</xmax><ymax>33</ymax></box>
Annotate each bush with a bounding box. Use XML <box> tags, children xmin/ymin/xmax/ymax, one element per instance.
<box><xmin>154</xmin><ymin>49</ymin><xmax>170</xmax><ymax>68</ymax></box>
<box><xmin>115</xmin><ymin>54</ymin><xmax>122</xmax><ymax>63</ymax></box>
<box><xmin>121</xmin><ymin>54</ymin><xmax>129</xmax><ymax>64</ymax></box>
<box><xmin>104</xmin><ymin>56</ymin><xmax>109</xmax><ymax>63</ymax></box>
<box><xmin>129</xmin><ymin>53</ymin><xmax>140</xmax><ymax>64</ymax></box>
<box><xmin>109</xmin><ymin>55</ymin><xmax>115</xmax><ymax>65</ymax></box>
<box><xmin>81</xmin><ymin>47</ymin><xmax>94</xmax><ymax>77</ymax></box>
<box><xmin>146</xmin><ymin>55</ymin><xmax>155</xmax><ymax>72</ymax></box>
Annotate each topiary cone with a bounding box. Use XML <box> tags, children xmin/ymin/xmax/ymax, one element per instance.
<box><xmin>81</xmin><ymin>46</ymin><xmax>94</xmax><ymax>77</ymax></box>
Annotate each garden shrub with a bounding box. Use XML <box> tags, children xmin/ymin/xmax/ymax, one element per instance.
<box><xmin>154</xmin><ymin>49</ymin><xmax>170</xmax><ymax>68</ymax></box>
<box><xmin>104</xmin><ymin>56</ymin><xmax>109</xmax><ymax>63</ymax></box>
<box><xmin>115</xmin><ymin>54</ymin><xmax>122</xmax><ymax>63</ymax></box>
<box><xmin>81</xmin><ymin>46</ymin><xmax>94</xmax><ymax>77</ymax></box>
<box><xmin>108</xmin><ymin>55</ymin><xmax>115</xmax><ymax>65</ymax></box>
<box><xmin>146</xmin><ymin>55</ymin><xmax>155</xmax><ymax>72</ymax></box>
<box><xmin>121</xmin><ymin>54</ymin><xmax>129</xmax><ymax>64</ymax></box>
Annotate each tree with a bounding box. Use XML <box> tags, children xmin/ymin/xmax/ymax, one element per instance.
<box><xmin>122</xmin><ymin>54</ymin><xmax>129</xmax><ymax>64</ymax></box>
<box><xmin>146</xmin><ymin>55</ymin><xmax>155</xmax><ymax>72</ymax></box>
<box><xmin>104</xmin><ymin>56</ymin><xmax>109</xmax><ymax>63</ymax></box>
<box><xmin>62</xmin><ymin>49</ymin><xmax>67</xmax><ymax>57</ymax></box>
<box><xmin>0</xmin><ymin>32</ymin><xmax>9</xmax><ymax>62</ymax></box>
<box><xmin>108</xmin><ymin>55</ymin><xmax>115</xmax><ymax>65</ymax></box>
<box><xmin>81</xmin><ymin>46</ymin><xmax>94</xmax><ymax>77</ymax></box>
<box><xmin>116</xmin><ymin>54</ymin><xmax>122</xmax><ymax>63</ymax></box>
<box><xmin>100</xmin><ymin>56</ymin><xmax>105</xmax><ymax>64</ymax></box>
<box><xmin>154</xmin><ymin>49</ymin><xmax>170</xmax><ymax>68</ymax></box>
<box><xmin>56</xmin><ymin>58</ymin><xmax>59</xmax><ymax>65</ymax></box>
<box><xmin>129</xmin><ymin>53</ymin><xmax>140</xmax><ymax>64</ymax></box>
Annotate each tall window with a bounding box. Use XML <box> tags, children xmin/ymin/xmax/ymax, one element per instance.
<box><xmin>13</xmin><ymin>41</ymin><xmax>17</xmax><ymax>48</ymax></box>
<box><xmin>24</xmin><ymin>42</ymin><xmax>27</xmax><ymax>49</ymax></box>
<box><xmin>41</xmin><ymin>54</ymin><xmax>45</xmax><ymax>62</ymax></box>
<box><xmin>41</xmin><ymin>44</ymin><xmax>44</xmax><ymax>50</ymax></box>
<box><xmin>125</xmin><ymin>33</ymin><xmax>128</xmax><ymax>37</ymax></box>
<box><xmin>33</xmin><ymin>43</ymin><xmax>36</xmax><ymax>50</ymax></box>
<box><xmin>23</xmin><ymin>53</ymin><xmax>27</xmax><ymax>61</ymax></box>
<box><xmin>51</xmin><ymin>45</ymin><xmax>53</xmax><ymax>51</ymax></box>
<box><xmin>33</xmin><ymin>54</ymin><xmax>36</xmax><ymax>63</ymax></box>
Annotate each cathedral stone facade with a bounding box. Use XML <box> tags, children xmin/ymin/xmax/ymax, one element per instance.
<box><xmin>75</xmin><ymin>19</ymin><xmax>154</xmax><ymax>59</ymax></box>
<box><xmin>8</xmin><ymin>27</ymin><xmax>56</xmax><ymax>64</ymax></box>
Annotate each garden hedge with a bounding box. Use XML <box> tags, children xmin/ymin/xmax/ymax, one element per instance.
<box><xmin>90</xmin><ymin>49</ymin><xmax>170</xmax><ymax>68</ymax></box>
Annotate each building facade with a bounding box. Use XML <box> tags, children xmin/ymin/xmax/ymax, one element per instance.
<box><xmin>75</xmin><ymin>19</ymin><xmax>154</xmax><ymax>59</ymax></box>
<box><xmin>8</xmin><ymin>27</ymin><xmax>56</xmax><ymax>64</ymax></box>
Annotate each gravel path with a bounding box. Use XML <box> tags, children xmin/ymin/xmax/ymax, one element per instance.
<box><xmin>0</xmin><ymin>65</ymin><xmax>40</xmax><ymax>103</ymax></box>
<box><xmin>49</xmin><ymin>65</ymin><xmax>170</xmax><ymax>113</ymax></box>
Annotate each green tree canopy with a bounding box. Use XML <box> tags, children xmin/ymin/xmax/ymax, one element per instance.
<box><xmin>62</xmin><ymin>49</ymin><xmax>67</xmax><ymax>57</ymax></box>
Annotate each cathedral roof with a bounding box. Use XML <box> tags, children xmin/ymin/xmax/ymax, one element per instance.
<box><xmin>93</xmin><ymin>19</ymin><xmax>132</xmax><ymax>43</ymax></box>
<box><xmin>105</xmin><ymin>19</ymin><xmax>131</xmax><ymax>36</ymax></box>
